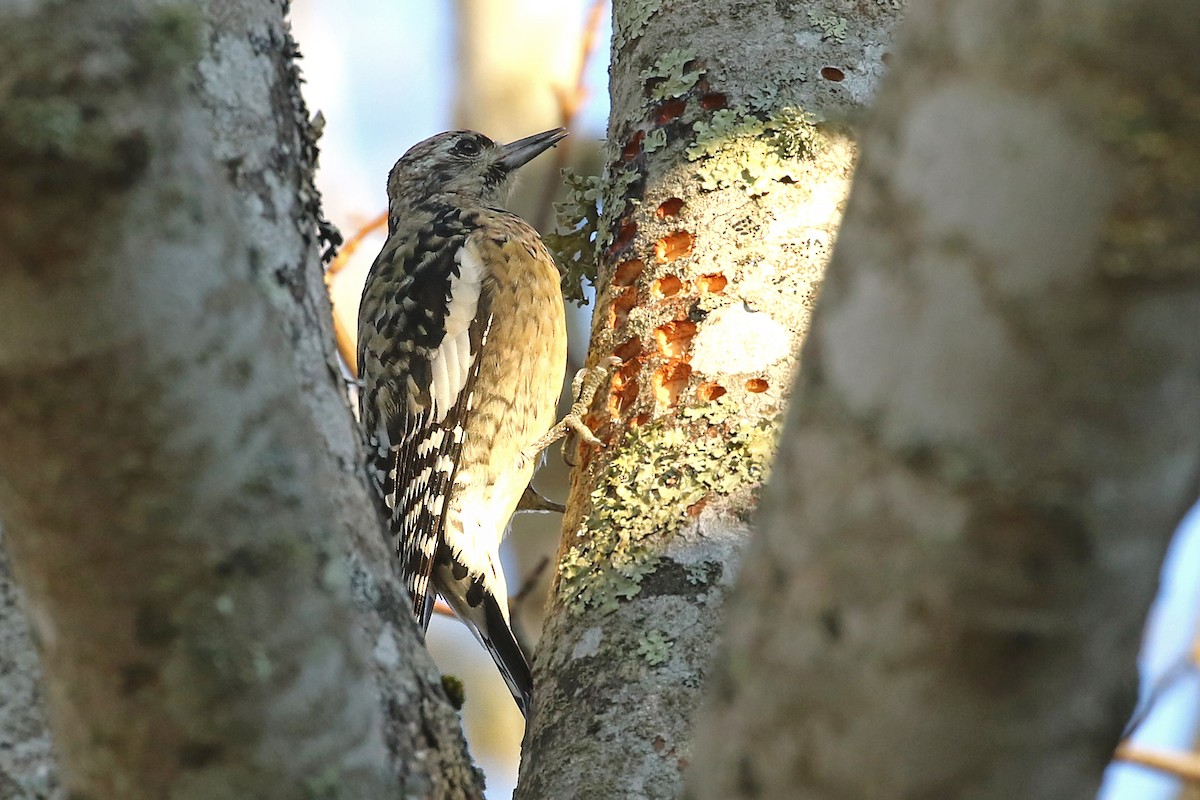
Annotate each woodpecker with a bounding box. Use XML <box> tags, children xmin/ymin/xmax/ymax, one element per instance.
<box><xmin>357</xmin><ymin>128</ymin><xmax>569</xmax><ymax>717</ymax></box>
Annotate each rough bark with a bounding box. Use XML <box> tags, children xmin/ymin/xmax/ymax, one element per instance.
<box><xmin>191</xmin><ymin>3</ymin><xmax>483</xmax><ymax>795</ymax></box>
<box><xmin>518</xmin><ymin>2</ymin><xmax>901</xmax><ymax>798</ymax></box>
<box><xmin>0</xmin><ymin>1</ymin><xmax>480</xmax><ymax>797</ymax></box>
<box><xmin>687</xmin><ymin>1</ymin><xmax>1200</xmax><ymax>798</ymax></box>
<box><xmin>0</xmin><ymin>542</ymin><xmax>56</xmax><ymax>799</ymax></box>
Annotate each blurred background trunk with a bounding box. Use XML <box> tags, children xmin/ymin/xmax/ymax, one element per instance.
<box><xmin>687</xmin><ymin>1</ymin><xmax>1200</xmax><ymax>798</ymax></box>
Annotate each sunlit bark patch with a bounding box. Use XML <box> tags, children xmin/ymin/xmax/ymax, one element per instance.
<box><xmin>696</xmin><ymin>273</ymin><xmax>728</xmax><ymax>293</ymax></box>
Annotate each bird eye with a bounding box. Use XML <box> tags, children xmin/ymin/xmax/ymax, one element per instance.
<box><xmin>453</xmin><ymin>137</ymin><xmax>482</xmax><ymax>156</ymax></box>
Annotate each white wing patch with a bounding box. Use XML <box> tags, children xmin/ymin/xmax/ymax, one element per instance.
<box><xmin>428</xmin><ymin>243</ymin><xmax>486</xmax><ymax>422</ymax></box>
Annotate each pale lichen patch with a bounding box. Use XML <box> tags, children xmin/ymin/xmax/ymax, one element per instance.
<box><xmin>687</xmin><ymin>107</ymin><xmax>824</xmax><ymax>193</ymax></box>
<box><xmin>612</xmin><ymin>0</ymin><xmax>663</xmax><ymax>51</ymax></box>
<box><xmin>557</xmin><ymin>399</ymin><xmax>780</xmax><ymax>616</ymax></box>
<box><xmin>807</xmin><ymin>10</ymin><xmax>848</xmax><ymax>43</ymax></box>
<box><xmin>571</xmin><ymin>626</ymin><xmax>605</xmax><ymax>660</ymax></box>
<box><xmin>644</xmin><ymin>127</ymin><xmax>668</xmax><ymax>154</ymax></box>
<box><xmin>642</xmin><ymin>48</ymin><xmax>704</xmax><ymax>101</ymax></box>
<box><xmin>372</xmin><ymin>627</ymin><xmax>399</xmax><ymax>669</ymax></box>
<box><xmin>637</xmin><ymin>629</ymin><xmax>671</xmax><ymax>665</ymax></box>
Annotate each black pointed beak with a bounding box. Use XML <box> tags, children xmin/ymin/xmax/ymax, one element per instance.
<box><xmin>496</xmin><ymin>128</ymin><xmax>569</xmax><ymax>172</ymax></box>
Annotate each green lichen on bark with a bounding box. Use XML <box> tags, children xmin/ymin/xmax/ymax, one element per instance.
<box><xmin>557</xmin><ymin>400</ymin><xmax>780</xmax><ymax>616</ymax></box>
<box><xmin>684</xmin><ymin>560</ymin><xmax>717</xmax><ymax>585</ymax></box>
<box><xmin>129</xmin><ymin>4</ymin><xmax>204</xmax><ymax>77</ymax></box>
<box><xmin>0</xmin><ymin>3</ymin><xmax>203</xmax><ymax>191</ymax></box>
<box><xmin>0</xmin><ymin>97</ymin><xmax>83</xmax><ymax>157</ymax></box>
<box><xmin>806</xmin><ymin>10</ymin><xmax>848</xmax><ymax>43</ymax></box>
<box><xmin>544</xmin><ymin>169</ymin><xmax>603</xmax><ymax>305</ymax></box>
<box><xmin>545</xmin><ymin>165</ymin><xmax>643</xmax><ymax>305</ymax></box>
<box><xmin>642</xmin><ymin>48</ymin><xmax>704</xmax><ymax>101</ymax></box>
<box><xmin>304</xmin><ymin>767</ymin><xmax>345</xmax><ymax>800</ymax></box>
<box><xmin>612</xmin><ymin>0</ymin><xmax>663</xmax><ymax>51</ymax></box>
<box><xmin>637</xmin><ymin>629</ymin><xmax>671</xmax><ymax>665</ymax></box>
<box><xmin>686</xmin><ymin>106</ymin><xmax>825</xmax><ymax>193</ymax></box>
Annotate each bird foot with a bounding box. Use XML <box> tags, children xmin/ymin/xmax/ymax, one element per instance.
<box><xmin>517</xmin><ymin>357</ymin><xmax>619</xmax><ymax>470</ymax></box>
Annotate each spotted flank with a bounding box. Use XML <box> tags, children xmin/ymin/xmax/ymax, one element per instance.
<box><xmin>358</xmin><ymin>202</ymin><xmax>493</xmax><ymax>625</ymax></box>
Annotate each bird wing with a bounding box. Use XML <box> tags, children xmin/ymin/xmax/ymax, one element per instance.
<box><xmin>357</xmin><ymin>204</ymin><xmax>493</xmax><ymax>629</ymax></box>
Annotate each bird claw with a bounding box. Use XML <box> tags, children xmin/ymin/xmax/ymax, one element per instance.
<box><xmin>518</xmin><ymin>357</ymin><xmax>618</xmax><ymax>470</ymax></box>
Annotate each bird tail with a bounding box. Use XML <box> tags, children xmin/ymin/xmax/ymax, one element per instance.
<box><xmin>479</xmin><ymin>594</ymin><xmax>533</xmax><ymax>717</ymax></box>
<box><xmin>433</xmin><ymin>564</ymin><xmax>533</xmax><ymax>717</ymax></box>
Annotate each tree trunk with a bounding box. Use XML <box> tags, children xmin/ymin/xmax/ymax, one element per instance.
<box><xmin>0</xmin><ymin>543</ymin><xmax>56</xmax><ymax>799</ymax></box>
<box><xmin>191</xmin><ymin>3</ymin><xmax>483</xmax><ymax>795</ymax></box>
<box><xmin>0</xmin><ymin>1</ymin><xmax>480</xmax><ymax>797</ymax></box>
<box><xmin>687</xmin><ymin>1</ymin><xmax>1200</xmax><ymax>798</ymax></box>
<box><xmin>518</xmin><ymin>2</ymin><xmax>902</xmax><ymax>798</ymax></box>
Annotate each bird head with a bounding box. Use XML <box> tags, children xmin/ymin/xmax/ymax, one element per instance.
<box><xmin>386</xmin><ymin>128</ymin><xmax>568</xmax><ymax>215</ymax></box>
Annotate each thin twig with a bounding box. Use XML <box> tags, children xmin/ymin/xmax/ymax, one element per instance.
<box><xmin>513</xmin><ymin>556</ymin><xmax>552</xmax><ymax>606</ymax></box>
<box><xmin>533</xmin><ymin>0</ymin><xmax>608</xmax><ymax>232</ymax></box>
<box><xmin>1114</xmin><ymin>743</ymin><xmax>1200</xmax><ymax>782</ymax></box>
<box><xmin>509</xmin><ymin>556</ymin><xmax>552</xmax><ymax>655</ymax></box>
<box><xmin>325</xmin><ymin>210</ymin><xmax>388</xmax><ymax>377</ymax></box>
